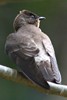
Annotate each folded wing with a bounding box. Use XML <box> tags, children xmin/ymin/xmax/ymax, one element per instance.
<box><xmin>42</xmin><ymin>37</ymin><xmax>61</xmax><ymax>83</ymax></box>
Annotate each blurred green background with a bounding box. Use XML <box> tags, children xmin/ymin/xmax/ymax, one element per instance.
<box><xmin>0</xmin><ymin>0</ymin><xmax>67</xmax><ymax>100</ymax></box>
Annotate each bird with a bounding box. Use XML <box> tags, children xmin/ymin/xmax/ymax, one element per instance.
<box><xmin>5</xmin><ymin>9</ymin><xmax>61</xmax><ymax>89</ymax></box>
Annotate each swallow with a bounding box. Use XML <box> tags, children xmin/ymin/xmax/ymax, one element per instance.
<box><xmin>5</xmin><ymin>10</ymin><xmax>61</xmax><ymax>89</ymax></box>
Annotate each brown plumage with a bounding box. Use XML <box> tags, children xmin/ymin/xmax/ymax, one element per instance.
<box><xmin>5</xmin><ymin>10</ymin><xmax>61</xmax><ymax>89</ymax></box>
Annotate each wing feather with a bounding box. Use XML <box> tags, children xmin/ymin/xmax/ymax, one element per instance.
<box><xmin>5</xmin><ymin>33</ymin><xmax>39</xmax><ymax>58</ymax></box>
<box><xmin>42</xmin><ymin>37</ymin><xmax>61</xmax><ymax>83</ymax></box>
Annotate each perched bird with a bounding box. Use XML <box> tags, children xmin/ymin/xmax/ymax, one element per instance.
<box><xmin>5</xmin><ymin>10</ymin><xmax>61</xmax><ymax>89</ymax></box>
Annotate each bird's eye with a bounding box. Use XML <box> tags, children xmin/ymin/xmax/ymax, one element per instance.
<box><xmin>31</xmin><ymin>15</ymin><xmax>35</xmax><ymax>18</ymax></box>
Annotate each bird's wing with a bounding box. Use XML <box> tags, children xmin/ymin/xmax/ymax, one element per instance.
<box><xmin>5</xmin><ymin>33</ymin><xmax>39</xmax><ymax>58</ymax></box>
<box><xmin>5</xmin><ymin>33</ymin><xmax>50</xmax><ymax>89</ymax></box>
<box><xmin>42</xmin><ymin>35</ymin><xmax>61</xmax><ymax>83</ymax></box>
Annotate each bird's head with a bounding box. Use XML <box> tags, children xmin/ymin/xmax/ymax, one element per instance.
<box><xmin>13</xmin><ymin>10</ymin><xmax>46</xmax><ymax>31</ymax></box>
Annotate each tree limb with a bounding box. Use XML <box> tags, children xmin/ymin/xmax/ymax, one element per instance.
<box><xmin>0</xmin><ymin>64</ymin><xmax>67</xmax><ymax>98</ymax></box>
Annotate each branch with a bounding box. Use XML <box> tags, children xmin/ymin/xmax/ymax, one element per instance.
<box><xmin>0</xmin><ymin>65</ymin><xmax>67</xmax><ymax>98</ymax></box>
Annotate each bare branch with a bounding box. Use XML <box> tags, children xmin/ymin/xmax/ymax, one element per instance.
<box><xmin>0</xmin><ymin>64</ymin><xmax>67</xmax><ymax>97</ymax></box>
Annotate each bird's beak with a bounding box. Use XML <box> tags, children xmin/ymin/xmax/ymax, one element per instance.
<box><xmin>39</xmin><ymin>16</ymin><xmax>46</xmax><ymax>20</ymax></box>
